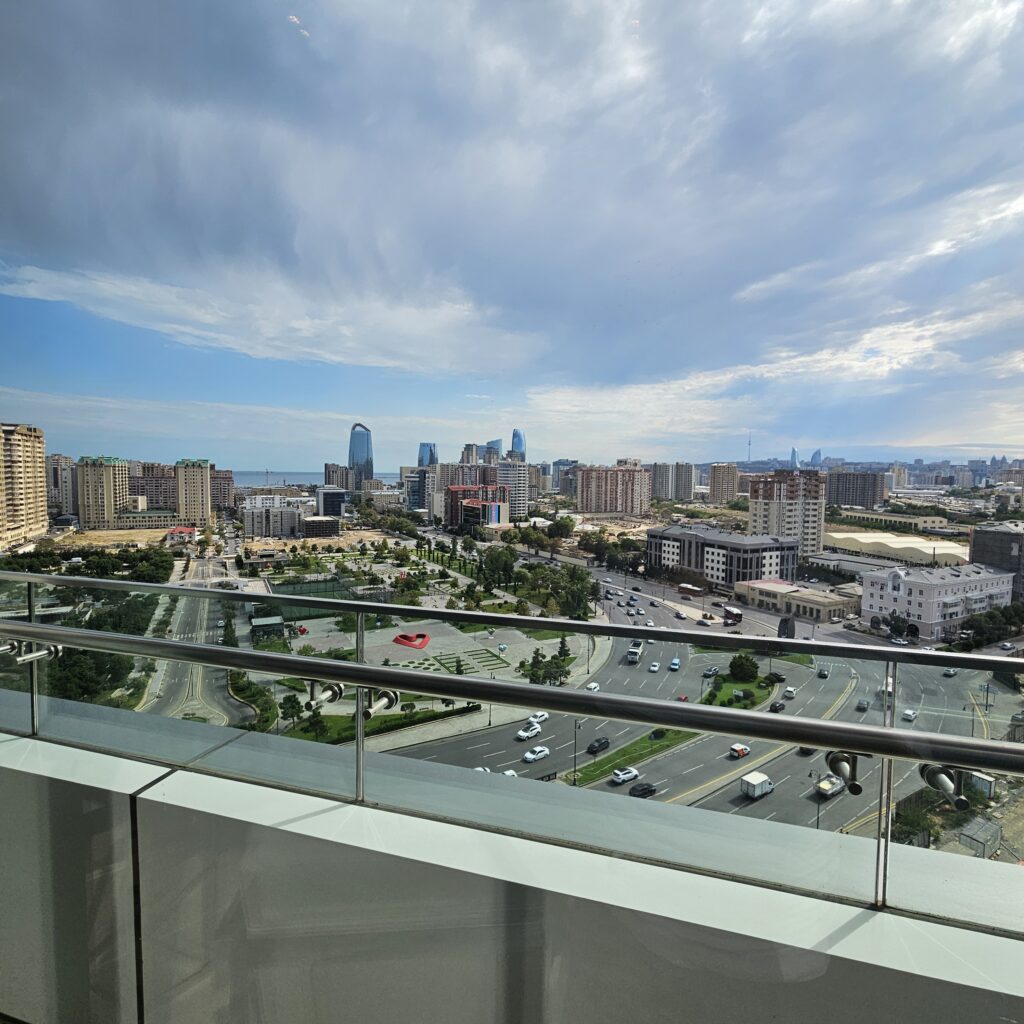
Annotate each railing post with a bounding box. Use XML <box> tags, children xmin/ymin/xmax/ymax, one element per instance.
<box><xmin>873</xmin><ymin>660</ymin><xmax>896</xmax><ymax>908</ymax></box>
<box><xmin>355</xmin><ymin>612</ymin><xmax>365</xmax><ymax>803</ymax></box>
<box><xmin>27</xmin><ymin>582</ymin><xmax>39</xmax><ymax>736</ymax></box>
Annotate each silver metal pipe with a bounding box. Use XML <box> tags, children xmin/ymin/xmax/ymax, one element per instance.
<box><xmin>27</xmin><ymin>582</ymin><xmax>39</xmax><ymax>736</ymax></box>
<box><xmin>0</xmin><ymin>570</ymin><xmax>1015</xmax><ymax>674</ymax></box>
<box><xmin>355</xmin><ymin>610</ymin><xmax>366</xmax><ymax>804</ymax></box>
<box><xmin>15</xmin><ymin>644</ymin><xmax>61</xmax><ymax>665</ymax></box>
<box><xmin>1</xmin><ymin>618</ymin><xmax>1022</xmax><ymax>777</ymax></box>
<box><xmin>363</xmin><ymin>689</ymin><xmax>399</xmax><ymax>721</ymax></box>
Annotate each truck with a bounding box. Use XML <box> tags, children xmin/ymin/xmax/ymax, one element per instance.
<box><xmin>815</xmin><ymin>773</ymin><xmax>846</xmax><ymax>799</ymax></box>
<box><xmin>626</xmin><ymin>639</ymin><xmax>644</xmax><ymax>664</ymax></box>
<box><xmin>739</xmin><ymin>772</ymin><xmax>774</xmax><ymax>800</ymax></box>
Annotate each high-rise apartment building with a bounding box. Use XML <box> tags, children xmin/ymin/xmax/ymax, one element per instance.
<box><xmin>673</xmin><ymin>463</ymin><xmax>695</xmax><ymax>502</ymax></box>
<box><xmin>77</xmin><ymin>456</ymin><xmax>130</xmax><ymax>530</ymax></box>
<box><xmin>749</xmin><ymin>469</ymin><xmax>826</xmax><ymax>555</ymax></box>
<box><xmin>324</xmin><ymin>462</ymin><xmax>354</xmax><ymax>489</ymax></box>
<box><xmin>175</xmin><ymin>460</ymin><xmax>213</xmax><ymax>528</ymax></box>
<box><xmin>460</xmin><ymin>444</ymin><xmax>479</xmax><ymax>465</ymax></box>
<box><xmin>826</xmin><ymin>471</ymin><xmax>887</xmax><ymax>509</ymax></box>
<box><xmin>210</xmin><ymin>465</ymin><xmax>235</xmax><ymax>510</ymax></box>
<box><xmin>348</xmin><ymin>423</ymin><xmax>374</xmax><ymax>489</ymax></box>
<box><xmin>444</xmin><ymin>484</ymin><xmax>510</xmax><ymax>528</ymax></box>
<box><xmin>417</xmin><ymin>443</ymin><xmax>438</xmax><ymax>468</ymax></box>
<box><xmin>130</xmin><ymin>463</ymin><xmax>176</xmax><ymax>510</ymax></box>
<box><xmin>551</xmin><ymin>459</ymin><xmax>578</xmax><ymax>491</ymax></box>
<box><xmin>496</xmin><ymin>461</ymin><xmax>529</xmax><ymax>520</ymax></box>
<box><xmin>1</xmin><ymin>424</ymin><xmax>47</xmax><ymax>549</ymax></box>
<box><xmin>649</xmin><ymin>463</ymin><xmax>675</xmax><ymax>501</ymax></box>
<box><xmin>708</xmin><ymin>463</ymin><xmax>739</xmax><ymax>504</ymax></box>
<box><xmin>970</xmin><ymin>522</ymin><xmax>1024</xmax><ymax>603</ymax></box>
<box><xmin>576</xmin><ymin>460</ymin><xmax>651</xmax><ymax>515</ymax></box>
<box><xmin>46</xmin><ymin>453</ymin><xmax>77</xmax><ymax>517</ymax></box>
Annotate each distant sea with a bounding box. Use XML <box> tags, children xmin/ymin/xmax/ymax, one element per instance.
<box><xmin>234</xmin><ymin>471</ymin><xmax>399</xmax><ymax>488</ymax></box>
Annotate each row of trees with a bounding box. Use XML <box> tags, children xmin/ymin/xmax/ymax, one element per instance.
<box><xmin>517</xmin><ymin>637</ymin><xmax>573</xmax><ymax>685</ymax></box>
<box><xmin>3</xmin><ymin>541</ymin><xmax>176</xmax><ymax>583</ymax></box>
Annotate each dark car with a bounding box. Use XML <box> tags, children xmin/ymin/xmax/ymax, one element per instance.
<box><xmin>766</xmin><ymin>671</ymin><xmax>786</xmax><ymax>684</ymax></box>
<box><xmin>711</xmin><ymin>600</ymin><xmax>723</xmax><ymax>608</ymax></box>
<box><xmin>631</xmin><ymin>586</ymin><xmax>642</xmax><ymax>592</ymax></box>
<box><xmin>797</xmin><ymin>746</ymin><xmax>816</xmax><ymax>756</ymax></box>
<box><xmin>629</xmin><ymin>782</ymin><xmax>657</xmax><ymax>798</ymax></box>
<box><xmin>1011</xmin><ymin>711</ymin><xmax>1024</xmax><ymax>725</ymax></box>
<box><xmin>587</xmin><ymin>736</ymin><xmax>611</xmax><ymax>755</ymax></box>
<box><xmin>856</xmin><ymin>698</ymin><xmax>870</xmax><ymax>712</ymax></box>
<box><xmin>768</xmin><ymin>701</ymin><xmax>786</xmax><ymax>713</ymax></box>
<box><xmin>817</xmin><ymin>667</ymin><xmax>830</xmax><ymax>679</ymax></box>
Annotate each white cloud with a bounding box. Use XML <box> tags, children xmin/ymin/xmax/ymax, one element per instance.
<box><xmin>0</xmin><ymin>265</ymin><xmax>542</xmax><ymax>374</ymax></box>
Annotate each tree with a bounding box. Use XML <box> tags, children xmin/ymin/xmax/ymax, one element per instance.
<box><xmin>279</xmin><ymin>693</ymin><xmax>303</xmax><ymax>728</ymax></box>
<box><xmin>445</xmin><ymin>596</ymin><xmax>459</xmax><ymax>609</ymax></box>
<box><xmin>514</xmin><ymin>598</ymin><xmax>530</xmax><ymax>616</ymax></box>
<box><xmin>729</xmin><ymin>653</ymin><xmax>759</xmax><ymax>682</ymax></box>
<box><xmin>306</xmin><ymin>706</ymin><xmax>327</xmax><ymax>740</ymax></box>
<box><xmin>454</xmin><ymin>656</ymin><xmax>465</xmax><ymax>675</ymax></box>
<box><xmin>557</xmin><ymin>634</ymin><xmax>570</xmax><ymax>661</ymax></box>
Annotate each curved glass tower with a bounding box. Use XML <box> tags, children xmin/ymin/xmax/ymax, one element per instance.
<box><xmin>417</xmin><ymin>442</ymin><xmax>438</xmax><ymax>468</ymax></box>
<box><xmin>511</xmin><ymin>428</ymin><xmax>526</xmax><ymax>459</ymax></box>
<box><xmin>348</xmin><ymin>423</ymin><xmax>374</xmax><ymax>489</ymax></box>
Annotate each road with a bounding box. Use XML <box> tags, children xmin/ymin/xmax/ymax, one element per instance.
<box><xmin>137</xmin><ymin>555</ymin><xmax>253</xmax><ymax>727</ymax></box>
<box><xmin>394</xmin><ymin>567</ymin><xmax>1021</xmax><ymax>829</ymax></box>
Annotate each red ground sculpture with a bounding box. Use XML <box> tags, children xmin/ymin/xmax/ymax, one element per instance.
<box><xmin>393</xmin><ymin>633</ymin><xmax>430</xmax><ymax>649</ymax></box>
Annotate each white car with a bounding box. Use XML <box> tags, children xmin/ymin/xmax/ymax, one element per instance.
<box><xmin>585</xmin><ymin>681</ymin><xmax>600</xmax><ymax>692</ymax></box>
<box><xmin>650</xmin><ymin>601</ymin><xmax>659</xmax><ymax>608</ymax></box>
<box><xmin>516</xmin><ymin>723</ymin><xmax>542</xmax><ymax>741</ymax></box>
<box><xmin>1000</xmin><ymin>642</ymin><xmax>1015</xmax><ymax>651</ymax></box>
<box><xmin>697</xmin><ymin>619</ymin><xmax>711</xmax><ymax>627</ymax></box>
<box><xmin>649</xmin><ymin>662</ymin><xmax>661</xmax><ymax>673</ymax></box>
<box><xmin>612</xmin><ymin>767</ymin><xmax>640</xmax><ymax>785</ymax></box>
<box><xmin>942</xmin><ymin>667</ymin><xmax>959</xmax><ymax>677</ymax></box>
<box><xmin>523</xmin><ymin>746</ymin><xmax>550</xmax><ymax>763</ymax></box>
<box><xmin>890</xmin><ymin>637</ymin><xmax>909</xmax><ymax>646</ymax></box>
<box><xmin>636</xmin><ymin>608</ymin><xmax>645</xmax><ymax>615</ymax></box>
<box><xmin>645</xmin><ymin>619</ymin><xmax>655</xmax><ymax>627</ymax></box>
<box><xmin>601</xmin><ymin>577</ymin><xmax>613</xmax><ymax>583</ymax></box>
<box><xmin>729</xmin><ymin>743</ymin><xmax>751</xmax><ymax>759</ymax></box>
<box><xmin>502</xmin><ymin>769</ymin><xmax>518</xmax><ymax>777</ymax></box>
<box><xmin>901</xmin><ymin>709</ymin><xmax>919</xmax><ymax>722</ymax></box>
<box><xmin>528</xmin><ymin>711</ymin><xmax>550</xmax><ymax>724</ymax></box>
<box><xmin>474</xmin><ymin>766</ymin><xmax>491</xmax><ymax>772</ymax></box>
<box><xmin>217</xmin><ymin>620</ymin><xmax>225</xmax><ymax>628</ymax></box>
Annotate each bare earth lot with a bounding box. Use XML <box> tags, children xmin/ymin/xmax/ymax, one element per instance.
<box><xmin>55</xmin><ymin>529</ymin><xmax>169</xmax><ymax>548</ymax></box>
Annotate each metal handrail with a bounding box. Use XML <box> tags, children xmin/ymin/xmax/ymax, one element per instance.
<box><xmin>1</xmin><ymin>570</ymin><xmax>1021</xmax><ymax>672</ymax></box>
<box><xmin>1</xmin><ymin>618</ymin><xmax>1022</xmax><ymax>776</ymax></box>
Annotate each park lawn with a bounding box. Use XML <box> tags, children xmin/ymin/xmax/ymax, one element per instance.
<box><xmin>254</xmin><ymin>637</ymin><xmax>291</xmax><ymax>654</ymax></box>
<box><xmin>479</xmin><ymin>600</ymin><xmax>520</xmax><ymax>614</ymax></box>
<box><xmin>287</xmin><ymin>707</ymin><xmax>452</xmax><ymax>744</ymax></box>
<box><xmin>777</xmin><ymin>653</ymin><xmax>813</xmax><ymax>666</ymax></box>
<box><xmin>455</xmin><ymin>622</ymin><xmax>489</xmax><ymax>633</ymax></box>
<box><xmin>275</xmin><ymin>677</ymin><xmax>307</xmax><ymax>692</ymax></box>
<box><xmin>572</xmin><ymin>729</ymin><xmax>698</xmax><ymax>786</ymax></box>
<box><xmin>521</xmin><ymin>628</ymin><xmax>566</xmax><ymax>641</ymax></box>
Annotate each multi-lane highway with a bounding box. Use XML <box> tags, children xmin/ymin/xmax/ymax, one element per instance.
<box><xmin>393</xmin><ymin>573</ymin><xmax>1018</xmax><ymax>831</ymax></box>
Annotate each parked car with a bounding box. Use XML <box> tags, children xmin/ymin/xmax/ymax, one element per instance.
<box><xmin>669</xmin><ymin>657</ymin><xmax>681</xmax><ymax>671</ymax></box>
<box><xmin>587</xmin><ymin>736</ymin><xmax>611</xmax><ymax>755</ymax></box>
<box><xmin>855</xmin><ymin>698</ymin><xmax>870</xmax><ymax>712</ymax></box>
<box><xmin>528</xmin><ymin>711</ymin><xmax>550</xmax><ymax>724</ymax></box>
<box><xmin>729</xmin><ymin>743</ymin><xmax>751</xmax><ymax>758</ymax></box>
<box><xmin>769</xmin><ymin>701</ymin><xmax>786</xmax><ymax>713</ymax></box>
<box><xmin>901</xmin><ymin>709</ymin><xmax>918</xmax><ymax>722</ymax></box>
<box><xmin>217</xmin><ymin>619</ymin><xmax>225</xmax><ymax>628</ymax></box>
<box><xmin>629</xmin><ymin>782</ymin><xmax>657</xmax><ymax>798</ymax></box>
<box><xmin>702</xmin><ymin>666</ymin><xmax>719</xmax><ymax>678</ymax></box>
<box><xmin>611</xmin><ymin>767</ymin><xmax>639</xmax><ymax>785</ymax></box>
<box><xmin>523</xmin><ymin>746</ymin><xmax>550</xmax><ymax>762</ymax></box>
<box><xmin>648</xmin><ymin>662</ymin><xmax>661</xmax><ymax>673</ymax></box>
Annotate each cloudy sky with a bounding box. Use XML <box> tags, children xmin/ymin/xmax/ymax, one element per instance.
<box><xmin>3</xmin><ymin>0</ymin><xmax>1024</xmax><ymax>471</ymax></box>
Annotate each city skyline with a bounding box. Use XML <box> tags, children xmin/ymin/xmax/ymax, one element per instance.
<box><xmin>3</xmin><ymin>4</ymin><xmax>1024</xmax><ymax>467</ymax></box>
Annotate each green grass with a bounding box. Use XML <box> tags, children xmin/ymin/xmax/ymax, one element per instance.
<box><xmin>701</xmin><ymin>676</ymin><xmax>772</xmax><ymax>708</ymax></box>
<box><xmin>275</xmin><ymin>677</ymin><xmax>308</xmax><ymax>692</ymax></box>
<box><xmin>287</xmin><ymin>706</ymin><xmax>469</xmax><ymax>744</ymax></box>
<box><xmin>777</xmin><ymin>653</ymin><xmax>813</xmax><ymax>666</ymax></box>
<box><xmin>521</xmin><ymin>628</ymin><xmax>565</xmax><ymax>641</ymax></box>
<box><xmin>254</xmin><ymin>637</ymin><xmax>291</xmax><ymax>654</ymax></box>
<box><xmin>572</xmin><ymin>729</ymin><xmax>698</xmax><ymax>786</ymax></box>
<box><xmin>455</xmin><ymin>622</ymin><xmax>489</xmax><ymax>633</ymax></box>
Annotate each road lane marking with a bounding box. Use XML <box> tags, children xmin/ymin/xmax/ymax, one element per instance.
<box><xmin>466</xmin><ymin>742</ymin><xmax>490</xmax><ymax>750</ymax></box>
<box><xmin>615</xmin><ymin>726</ymin><xmax>632</xmax><ymax>736</ymax></box>
<box><xmin>482</xmin><ymin>750</ymin><xmax>507</xmax><ymax>758</ymax></box>
<box><xmin>555</xmin><ymin>740</ymin><xmax>574</xmax><ymax>750</ymax></box>
<box><xmin>765</xmin><ymin>811</ymin><xmax>777</xmax><ymax>820</ymax></box>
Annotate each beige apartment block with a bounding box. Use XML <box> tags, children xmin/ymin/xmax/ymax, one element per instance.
<box><xmin>77</xmin><ymin>456</ymin><xmax>130</xmax><ymax>530</ymax></box>
<box><xmin>176</xmin><ymin>459</ymin><xmax>213</xmax><ymax>528</ymax></box>
<box><xmin>576</xmin><ymin>460</ymin><xmax>651</xmax><ymax>515</ymax></box>
<box><xmin>708</xmin><ymin>463</ymin><xmax>739</xmax><ymax>504</ymax></box>
<box><xmin>749</xmin><ymin>469</ymin><xmax>826</xmax><ymax>556</ymax></box>
<box><xmin>1</xmin><ymin>423</ymin><xmax>48</xmax><ymax>549</ymax></box>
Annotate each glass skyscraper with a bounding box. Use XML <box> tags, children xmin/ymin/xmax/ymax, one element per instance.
<box><xmin>511</xmin><ymin>428</ymin><xmax>526</xmax><ymax>459</ymax></box>
<box><xmin>348</xmin><ymin>423</ymin><xmax>374</xmax><ymax>489</ymax></box>
<box><xmin>417</xmin><ymin>442</ymin><xmax>438</xmax><ymax>468</ymax></box>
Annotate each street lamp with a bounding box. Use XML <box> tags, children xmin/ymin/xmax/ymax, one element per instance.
<box><xmin>808</xmin><ymin>771</ymin><xmax>823</xmax><ymax>829</ymax></box>
<box><xmin>572</xmin><ymin>719</ymin><xmax>583</xmax><ymax>785</ymax></box>
<box><xmin>962</xmin><ymin>703</ymin><xmax>975</xmax><ymax>737</ymax></box>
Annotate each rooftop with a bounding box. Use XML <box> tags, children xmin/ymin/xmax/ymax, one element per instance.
<box><xmin>650</xmin><ymin>524</ymin><xmax>799</xmax><ymax>547</ymax></box>
<box><xmin>864</xmin><ymin>563</ymin><xmax>1015</xmax><ymax>584</ymax></box>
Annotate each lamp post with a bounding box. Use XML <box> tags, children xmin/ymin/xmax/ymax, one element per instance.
<box><xmin>808</xmin><ymin>771</ymin><xmax>822</xmax><ymax>829</ymax></box>
<box><xmin>963</xmin><ymin>703</ymin><xmax>975</xmax><ymax>737</ymax></box>
<box><xmin>572</xmin><ymin>719</ymin><xmax>583</xmax><ymax>785</ymax></box>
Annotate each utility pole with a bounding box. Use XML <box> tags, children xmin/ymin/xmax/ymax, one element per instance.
<box><xmin>572</xmin><ymin>719</ymin><xmax>583</xmax><ymax>785</ymax></box>
<box><xmin>808</xmin><ymin>771</ymin><xmax>822</xmax><ymax>829</ymax></box>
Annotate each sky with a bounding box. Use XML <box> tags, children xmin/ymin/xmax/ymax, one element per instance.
<box><xmin>2</xmin><ymin>0</ymin><xmax>1024</xmax><ymax>471</ymax></box>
